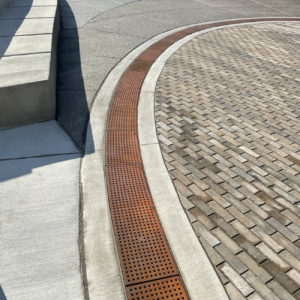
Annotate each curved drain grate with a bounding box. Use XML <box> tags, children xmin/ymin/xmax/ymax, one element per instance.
<box><xmin>106</xmin><ymin>164</ymin><xmax>152</xmax><ymax>209</ymax></box>
<box><xmin>111</xmin><ymin>205</ymin><xmax>178</xmax><ymax>285</ymax></box>
<box><xmin>126</xmin><ymin>277</ymin><xmax>188</xmax><ymax>300</ymax></box>
<box><xmin>107</xmin><ymin>106</ymin><xmax>137</xmax><ymax>130</ymax></box>
<box><xmin>106</xmin><ymin>131</ymin><xmax>141</xmax><ymax>165</ymax></box>
<box><xmin>104</xmin><ymin>17</ymin><xmax>300</xmax><ymax>300</ymax></box>
<box><xmin>127</xmin><ymin>59</ymin><xmax>153</xmax><ymax>72</ymax></box>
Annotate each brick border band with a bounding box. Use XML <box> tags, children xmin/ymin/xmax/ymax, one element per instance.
<box><xmin>82</xmin><ymin>17</ymin><xmax>300</xmax><ymax>300</ymax></box>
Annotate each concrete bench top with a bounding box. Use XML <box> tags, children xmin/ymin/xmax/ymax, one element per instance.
<box><xmin>0</xmin><ymin>0</ymin><xmax>60</xmax><ymax>130</ymax></box>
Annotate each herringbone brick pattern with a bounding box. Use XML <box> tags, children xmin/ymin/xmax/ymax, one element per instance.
<box><xmin>155</xmin><ymin>22</ymin><xmax>300</xmax><ymax>300</ymax></box>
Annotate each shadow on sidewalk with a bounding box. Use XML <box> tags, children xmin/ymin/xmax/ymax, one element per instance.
<box><xmin>0</xmin><ymin>286</ymin><xmax>7</xmax><ymax>300</ymax></box>
<box><xmin>56</xmin><ymin>0</ymin><xmax>92</xmax><ymax>151</ymax></box>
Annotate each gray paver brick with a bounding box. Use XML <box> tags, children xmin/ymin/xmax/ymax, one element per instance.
<box><xmin>155</xmin><ymin>22</ymin><xmax>300</xmax><ymax>299</ymax></box>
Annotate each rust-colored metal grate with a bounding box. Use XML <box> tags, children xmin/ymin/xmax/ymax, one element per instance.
<box><xmin>111</xmin><ymin>71</ymin><xmax>146</xmax><ymax>107</ymax></box>
<box><xmin>112</xmin><ymin>87</ymin><xmax>140</xmax><ymax>107</ymax></box>
<box><xmin>138</xmin><ymin>49</ymin><xmax>163</xmax><ymax>61</ymax></box>
<box><xmin>127</xmin><ymin>59</ymin><xmax>153</xmax><ymax>72</ymax></box>
<box><xmin>103</xmin><ymin>17</ymin><xmax>300</xmax><ymax>300</ymax></box>
<box><xmin>105</xmin><ymin>164</ymin><xmax>152</xmax><ymax>209</ymax></box>
<box><xmin>117</xmin><ymin>71</ymin><xmax>145</xmax><ymax>89</ymax></box>
<box><xmin>111</xmin><ymin>205</ymin><xmax>178</xmax><ymax>285</ymax></box>
<box><xmin>107</xmin><ymin>106</ymin><xmax>137</xmax><ymax>130</ymax></box>
<box><xmin>105</xmin><ymin>131</ymin><xmax>141</xmax><ymax>165</ymax></box>
<box><xmin>126</xmin><ymin>277</ymin><xmax>189</xmax><ymax>300</ymax></box>
<box><xmin>148</xmin><ymin>41</ymin><xmax>173</xmax><ymax>51</ymax></box>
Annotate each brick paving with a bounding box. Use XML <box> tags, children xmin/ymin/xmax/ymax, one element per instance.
<box><xmin>154</xmin><ymin>22</ymin><xmax>300</xmax><ymax>300</ymax></box>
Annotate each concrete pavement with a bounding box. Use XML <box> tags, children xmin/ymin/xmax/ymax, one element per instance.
<box><xmin>0</xmin><ymin>121</ymin><xmax>83</xmax><ymax>300</ymax></box>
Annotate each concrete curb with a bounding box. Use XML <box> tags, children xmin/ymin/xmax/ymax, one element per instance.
<box><xmin>0</xmin><ymin>0</ymin><xmax>60</xmax><ymax>129</ymax></box>
<box><xmin>82</xmin><ymin>17</ymin><xmax>300</xmax><ymax>300</ymax></box>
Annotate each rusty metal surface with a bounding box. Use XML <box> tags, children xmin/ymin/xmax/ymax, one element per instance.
<box><xmin>107</xmin><ymin>106</ymin><xmax>137</xmax><ymax>131</ymax></box>
<box><xmin>127</xmin><ymin>59</ymin><xmax>153</xmax><ymax>72</ymax></box>
<box><xmin>126</xmin><ymin>276</ymin><xmax>189</xmax><ymax>300</ymax></box>
<box><xmin>148</xmin><ymin>41</ymin><xmax>173</xmax><ymax>51</ymax></box>
<box><xmin>105</xmin><ymin>164</ymin><xmax>152</xmax><ymax>210</ymax></box>
<box><xmin>138</xmin><ymin>49</ymin><xmax>163</xmax><ymax>61</ymax></box>
<box><xmin>117</xmin><ymin>71</ymin><xmax>145</xmax><ymax>89</ymax></box>
<box><xmin>111</xmin><ymin>71</ymin><xmax>146</xmax><ymax>107</ymax></box>
<box><xmin>111</xmin><ymin>205</ymin><xmax>178</xmax><ymax>285</ymax></box>
<box><xmin>105</xmin><ymin>131</ymin><xmax>141</xmax><ymax>165</ymax></box>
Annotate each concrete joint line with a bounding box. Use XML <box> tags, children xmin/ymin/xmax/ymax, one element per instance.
<box><xmin>82</xmin><ymin>17</ymin><xmax>300</xmax><ymax>300</ymax></box>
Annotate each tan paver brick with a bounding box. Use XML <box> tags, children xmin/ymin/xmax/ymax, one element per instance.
<box><xmin>225</xmin><ymin>282</ymin><xmax>247</xmax><ymax>300</ymax></box>
<box><xmin>219</xmin><ymin>263</ymin><xmax>254</xmax><ymax>296</ymax></box>
<box><xmin>155</xmin><ymin>22</ymin><xmax>300</xmax><ymax>299</ymax></box>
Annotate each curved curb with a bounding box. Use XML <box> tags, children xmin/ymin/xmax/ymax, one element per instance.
<box><xmin>82</xmin><ymin>17</ymin><xmax>300</xmax><ymax>300</ymax></box>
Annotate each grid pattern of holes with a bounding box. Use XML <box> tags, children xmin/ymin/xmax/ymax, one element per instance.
<box><xmin>112</xmin><ymin>206</ymin><xmax>178</xmax><ymax>285</ymax></box>
<box><xmin>112</xmin><ymin>88</ymin><xmax>140</xmax><ymax>107</ymax></box>
<box><xmin>112</xmin><ymin>206</ymin><xmax>159</xmax><ymax>234</ymax></box>
<box><xmin>138</xmin><ymin>49</ymin><xmax>163</xmax><ymax>61</ymax></box>
<box><xmin>126</xmin><ymin>277</ymin><xmax>188</xmax><ymax>300</ymax></box>
<box><xmin>127</xmin><ymin>59</ymin><xmax>153</xmax><ymax>72</ymax></box>
<box><xmin>117</xmin><ymin>71</ymin><xmax>145</xmax><ymax>89</ymax></box>
<box><xmin>107</xmin><ymin>106</ymin><xmax>137</xmax><ymax>130</ymax></box>
<box><xmin>111</xmin><ymin>71</ymin><xmax>145</xmax><ymax>107</ymax></box>
<box><xmin>105</xmin><ymin>165</ymin><xmax>152</xmax><ymax>209</ymax></box>
<box><xmin>106</xmin><ymin>131</ymin><xmax>141</xmax><ymax>165</ymax></box>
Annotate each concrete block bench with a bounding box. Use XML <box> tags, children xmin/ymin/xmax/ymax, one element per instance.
<box><xmin>0</xmin><ymin>0</ymin><xmax>59</xmax><ymax>129</ymax></box>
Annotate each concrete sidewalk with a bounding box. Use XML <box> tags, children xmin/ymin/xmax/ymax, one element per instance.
<box><xmin>0</xmin><ymin>121</ymin><xmax>82</xmax><ymax>300</ymax></box>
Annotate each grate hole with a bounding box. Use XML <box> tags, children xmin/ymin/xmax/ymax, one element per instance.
<box><xmin>106</xmin><ymin>131</ymin><xmax>141</xmax><ymax>165</ymax></box>
<box><xmin>126</xmin><ymin>277</ymin><xmax>188</xmax><ymax>300</ymax></box>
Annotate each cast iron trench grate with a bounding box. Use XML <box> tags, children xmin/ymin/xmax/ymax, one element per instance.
<box><xmin>104</xmin><ymin>17</ymin><xmax>300</xmax><ymax>300</ymax></box>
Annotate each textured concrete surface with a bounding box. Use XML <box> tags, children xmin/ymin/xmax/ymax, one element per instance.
<box><xmin>0</xmin><ymin>0</ymin><xmax>59</xmax><ymax>129</ymax></box>
<box><xmin>154</xmin><ymin>21</ymin><xmax>300</xmax><ymax>299</ymax></box>
<box><xmin>57</xmin><ymin>0</ymin><xmax>300</xmax><ymax>149</ymax></box>
<box><xmin>0</xmin><ymin>120</ymin><xmax>79</xmax><ymax>160</ymax></box>
<box><xmin>0</xmin><ymin>53</ymin><xmax>55</xmax><ymax>129</ymax></box>
<box><xmin>81</xmin><ymin>151</ymin><xmax>125</xmax><ymax>300</ymax></box>
<box><xmin>0</xmin><ymin>18</ymin><xmax>54</xmax><ymax>36</ymax></box>
<box><xmin>0</xmin><ymin>6</ymin><xmax>56</xmax><ymax>19</ymax></box>
<box><xmin>0</xmin><ymin>34</ymin><xmax>52</xmax><ymax>56</ymax></box>
<box><xmin>0</xmin><ymin>154</ymin><xmax>83</xmax><ymax>300</ymax></box>
<box><xmin>0</xmin><ymin>118</ymin><xmax>83</xmax><ymax>299</ymax></box>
